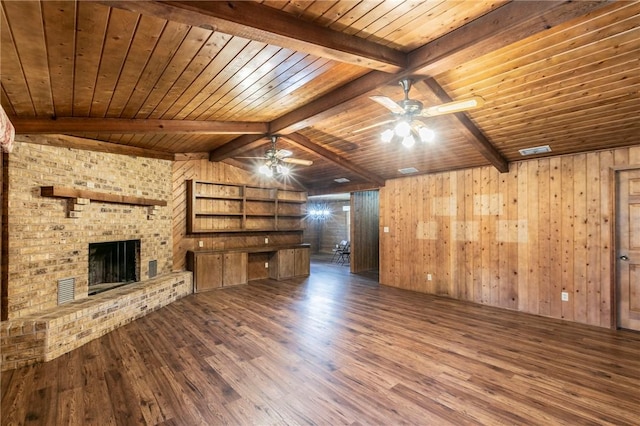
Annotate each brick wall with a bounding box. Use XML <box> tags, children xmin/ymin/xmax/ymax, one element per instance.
<box><xmin>3</xmin><ymin>138</ymin><xmax>173</xmax><ymax>319</ymax></box>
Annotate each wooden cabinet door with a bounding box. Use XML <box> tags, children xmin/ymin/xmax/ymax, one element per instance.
<box><xmin>195</xmin><ymin>253</ymin><xmax>223</xmax><ymax>292</ymax></box>
<box><xmin>268</xmin><ymin>251</ymin><xmax>279</xmax><ymax>280</ymax></box>
<box><xmin>294</xmin><ymin>247</ymin><xmax>310</xmax><ymax>276</ymax></box>
<box><xmin>223</xmin><ymin>252</ymin><xmax>248</xmax><ymax>286</ymax></box>
<box><xmin>277</xmin><ymin>249</ymin><xmax>296</xmax><ymax>279</ymax></box>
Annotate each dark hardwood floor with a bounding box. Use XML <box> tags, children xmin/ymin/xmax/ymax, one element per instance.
<box><xmin>3</xmin><ymin>258</ymin><xmax>640</xmax><ymax>425</ymax></box>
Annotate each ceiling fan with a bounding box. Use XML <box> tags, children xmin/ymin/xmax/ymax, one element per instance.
<box><xmin>242</xmin><ymin>135</ymin><xmax>313</xmax><ymax>177</ymax></box>
<box><xmin>365</xmin><ymin>78</ymin><xmax>484</xmax><ymax>147</ymax></box>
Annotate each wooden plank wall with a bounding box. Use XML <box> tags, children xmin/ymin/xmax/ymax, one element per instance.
<box><xmin>172</xmin><ymin>158</ymin><xmax>304</xmax><ymax>271</ymax></box>
<box><xmin>380</xmin><ymin>146</ymin><xmax>640</xmax><ymax>328</ymax></box>
<box><xmin>351</xmin><ymin>190</ymin><xmax>379</xmax><ymax>273</ymax></box>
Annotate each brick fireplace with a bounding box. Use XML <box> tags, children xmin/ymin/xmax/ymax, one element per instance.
<box><xmin>1</xmin><ymin>137</ymin><xmax>192</xmax><ymax>370</ymax></box>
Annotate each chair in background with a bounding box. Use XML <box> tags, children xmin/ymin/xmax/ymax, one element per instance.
<box><xmin>331</xmin><ymin>240</ymin><xmax>348</xmax><ymax>263</ymax></box>
<box><xmin>337</xmin><ymin>242</ymin><xmax>350</xmax><ymax>265</ymax></box>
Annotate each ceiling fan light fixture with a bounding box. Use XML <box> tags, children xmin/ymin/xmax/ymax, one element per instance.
<box><xmin>253</xmin><ymin>135</ymin><xmax>311</xmax><ymax>178</ymax></box>
<box><xmin>259</xmin><ymin>164</ymin><xmax>273</xmax><ymax>177</ymax></box>
<box><xmin>394</xmin><ymin>120</ymin><xmax>411</xmax><ymax>137</ymax></box>
<box><xmin>418</xmin><ymin>127</ymin><xmax>435</xmax><ymax>143</ymax></box>
<box><xmin>402</xmin><ymin>134</ymin><xmax>416</xmax><ymax>148</ymax></box>
<box><xmin>277</xmin><ymin>164</ymin><xmax>290</xmax><ymax>175</ymax></box>
<box><xmin>381</xmin><ymin>129</ymin><xmax>394</xmax><ymax>143</ymax></box>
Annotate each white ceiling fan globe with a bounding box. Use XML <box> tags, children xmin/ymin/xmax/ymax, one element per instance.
<box><xmin>394</xmin><ymin>120</ymin><xmax>412</xmax><ymax>138</ymax></box>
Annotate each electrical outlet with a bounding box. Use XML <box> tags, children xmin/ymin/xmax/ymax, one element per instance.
<box><xmin>384</xmin><ymin>226</ymin><xmax>390</xmax><ymax>233</ymax></box>
<box><xmin>198</xmin><ymin>241</ymin><xmax>204</xmax><ymax>248</ymax></box>
<box><xmin>427</xmin><ymin>274</ymin><xmax>432</xmax><ymax>281</ymax></box>
<box><xmin>264</xmin><ymin>237</ymin><xmax>269</xmax><ymax>244</ymax></box>
<box><xmin>265</xmin><ymin>262</ymin><xmax>269</xmax><ymax>268</ymax></box>
<box><xmin>561</xmin><ymin>291</ymin><xmax>569</xmax><ymax>301</ymax></box>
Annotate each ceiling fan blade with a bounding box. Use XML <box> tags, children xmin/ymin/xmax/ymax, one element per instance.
<box><xmin>235</xmin><ymin>156</ymin><xmax>268</xmax><ymax>159</ymax></box>
<box><xmin>353</xmin><ymin>118</ymin><xmax>396</xmax><ymax>134</ymax></box>
<box><xmin>275</xmin><ymin>149</ymin><xmax>292</xmax><ymax>158</ymax></box>
<box><xmin>282</xmin><ymin>157</ymin><xmax>313</xmax><ymax>166</ymax></box>
<box><xmin>419</xmin><ymin>96</ymin><xmax>485</xmax><ymax>117</ymax></box>
<box><xmin>370</xmin><ymin>95</ymin><xmax>405</xmax><ymax>114</ymax></box>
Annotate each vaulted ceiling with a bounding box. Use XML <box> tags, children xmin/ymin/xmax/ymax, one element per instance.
<box><xmin>2</xmin><ymin>1</ymin><xmax>639</xmax><ymax>194</ymax></box>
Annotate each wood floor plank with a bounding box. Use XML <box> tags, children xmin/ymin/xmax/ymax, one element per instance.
<box><xmin>3</xmin><ymin>256</ymin><xmax>640</xmax><ymax>425</ymax></box>
<box><xmin>55</xmin><ymin>387</ymin><xmax>85</xmax><ymax>426</ymax></box>
<box><xmin>1</xmin><ymin>365</ymin><xmax>36</xmax><ymax>424</ymax></box>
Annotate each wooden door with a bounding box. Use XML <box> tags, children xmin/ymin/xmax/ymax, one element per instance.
<box><xmin>195</xmin><ymin>253</ymin><xmax>223</xmax><ymax>292</ymax></box>
<box><xmin>617</xmin><ymin>169</ymin><xmax>640</xmax><ymax>331</ymax></box>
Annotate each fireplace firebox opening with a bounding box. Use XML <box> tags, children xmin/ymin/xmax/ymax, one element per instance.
<box><xmin>88</xmin><ymin>239</ymin><xmax>140</xmax><ymax>295</ymax></box>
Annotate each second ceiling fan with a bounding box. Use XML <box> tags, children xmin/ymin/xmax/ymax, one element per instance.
<box><xmin>240</xmin><ymin>135</ymin><xmax>313</xmax><ymax>177</ymax></box>
<box><xmin>367</xmin><ymin>78</ymin><xmax>484</xmax><ymax>147</ymax></box>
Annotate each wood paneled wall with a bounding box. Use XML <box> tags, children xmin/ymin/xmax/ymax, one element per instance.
<box><xmin>351</xmin><ymin>190</ymin><xmax>379</xmax><ymax>273</ymax></box>
<box><xmin>172</xmin><ymin>159</ymin><xmax>304</xmax><ymax>271</ymax></box>
<box><xmin>380</xmin><ymin>147</ymin><xmax>640</xmax><ymax>328</ymax></box>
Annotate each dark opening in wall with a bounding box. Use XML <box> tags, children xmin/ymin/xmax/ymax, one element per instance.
<box><xmin>88</xmin><ymin>239</ymin><xmax>140</xmax><ymax>295</ymax></box>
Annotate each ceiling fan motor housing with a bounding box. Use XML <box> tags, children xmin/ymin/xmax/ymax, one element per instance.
<box><xmin>398</xmin><ymin>99</ymin><xmax>423</xmax><ymax>115</ymax></box>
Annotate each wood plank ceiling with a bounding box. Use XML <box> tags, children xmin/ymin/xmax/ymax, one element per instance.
<box><xmin>1</xmin><ymin>1</ymin><xmax>639</xmax><ymax>193</ymax></box>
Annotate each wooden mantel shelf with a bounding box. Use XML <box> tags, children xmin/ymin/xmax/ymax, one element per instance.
<box><xmin>41</xmin><ymin>186</ymin><xmax>167</xmax><ymax>207</ymax></box>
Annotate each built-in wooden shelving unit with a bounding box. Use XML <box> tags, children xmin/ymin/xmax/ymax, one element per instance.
<box><xmin>186</xmin><ymin>180</ymin><xmax>307</xmax><ymax>234</ymax></box>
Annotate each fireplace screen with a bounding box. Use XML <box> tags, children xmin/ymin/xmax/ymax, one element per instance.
<box><xmin>88</xmin><ymin>239</ymin><xmax>140</xmax><ymax>295</ymax></box>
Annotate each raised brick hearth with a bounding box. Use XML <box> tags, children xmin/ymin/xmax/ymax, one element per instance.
<box><xmin>1</xmin><ymin>271</ymin><xmax>192</xmax><ymax>370</ymax></box>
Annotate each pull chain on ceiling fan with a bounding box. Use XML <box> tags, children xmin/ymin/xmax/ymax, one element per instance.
<box><xmin>368</xmin><ymin>78</ymin><xmax>484</xmax><ymax>147</ymax></box>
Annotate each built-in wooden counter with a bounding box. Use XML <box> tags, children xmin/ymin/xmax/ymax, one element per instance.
<box><xmin>187</xmin><ymin>243</ymin><xmax>310</xmax><ymax>292</ymax></box>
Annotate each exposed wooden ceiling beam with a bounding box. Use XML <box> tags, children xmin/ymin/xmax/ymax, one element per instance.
<box><xmin>415</xmin><ymin>79</ymin><xmax>509</xmax><ymax>173</ymax></box>
<box><xmin>283</xmin><ymin>133</ymin><xmax>385</xmax><ymax>187</ymax></box>
<box><xmin>408</xmin><ymin>1</ymin><xmax>609</xmax><ymax>76</ymax></box>
<box><xmin>97</xmin><ymin>0</ymin><xmax>406</xmax><ymax>73</ymax></box>
<box><xmin>174</xmin><ymin>152</ymin><xmax>209</xmax><ymax>161</ymax></box>
<box><xmin>271</xmin><ymin>71</ymin><xmax>393</xmax><ymax>135</ymax></box>
<box><xmin>209</xmin><ymin>134</ymin><xmax>266</xmax><ymax>162</ymax></box>
<box><xmin>18</xmin><ymin>134</ymin><xmax>175</xmax><ymax>161</ymax></box>
<box><xmin>11</xmin><ymin>117</ymin><xmax>268</xmax><ymax>135</ymax></box>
